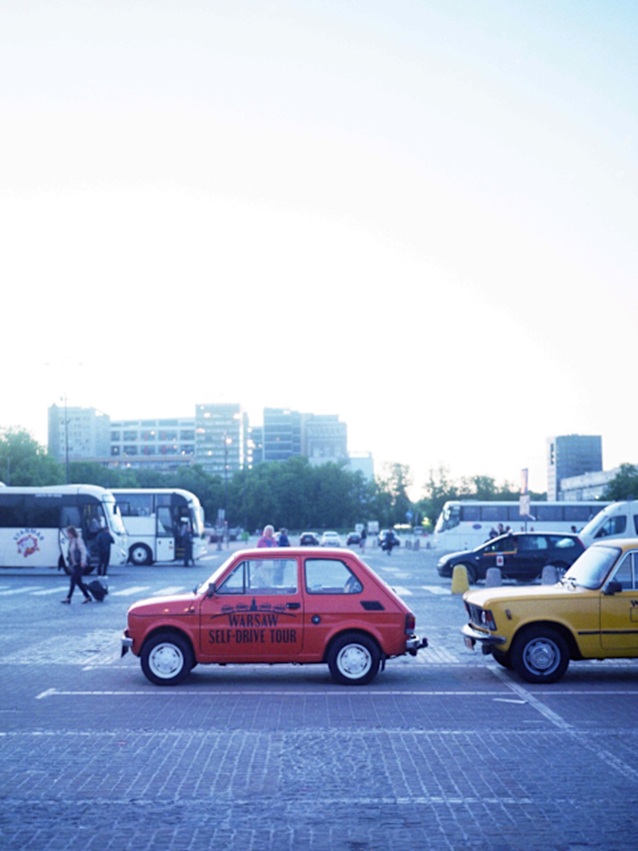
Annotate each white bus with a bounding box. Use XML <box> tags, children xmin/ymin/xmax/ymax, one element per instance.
<box><xmin>0</xmin><ymin>484</ymin><xmax>128</xmax><ymax>573</ymax></box>
<box><xmin>433</xmin><ymin>499</ymin><xmax>608</xmax><ymax>552</ymax></box>
<box><xmin>112</xmin><ymin>488</ymin><xmax>206</xmax><ymax>565</ymax></box>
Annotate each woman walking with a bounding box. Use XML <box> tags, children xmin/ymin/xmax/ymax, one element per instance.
<box><xmin>61</xmin><ymin>526</ymin><xmax>92</xmax><ymax>604</ymax></box>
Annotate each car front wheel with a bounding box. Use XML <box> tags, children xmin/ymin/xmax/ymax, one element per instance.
<box><xmin>141</xmin><ymin>633</ymin><xmax>193</xmax><ymax>686</ymax></box>
<box><xmin>327</xmin><ymin>633</ymin><xmax>381</xmax><ymax>685</ymax></box>
<box><xmin>511</xmin><ymin>626</ymin><xmax>570</xmax><ymax>684</ymax></box>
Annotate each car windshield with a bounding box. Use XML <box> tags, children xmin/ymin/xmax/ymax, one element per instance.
<box><xmin>195</xmin><ymin>554</ymin><xmax>237</xmax><ymax>594</ymax></box>
<box><xmin>562</xmin><ymin>544</ymin><xmax>620</xmax><ymax>589</ymax></box>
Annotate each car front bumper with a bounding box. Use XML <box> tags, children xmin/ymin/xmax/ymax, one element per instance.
<box><xmin>461</xmin><ymin>624</ymin><xmax>506</xmax><ymax>654</ymax></box>
<box><xmin>121</xmin><ymin>635</ymin><xmax>133</xmax><ymax>658</ymax></box>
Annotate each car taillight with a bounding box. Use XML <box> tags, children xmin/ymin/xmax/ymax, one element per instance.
<box><xmin>404</xmin><ymin>613</ymin><xmax>416</xmax><ymax>634</ymax></box>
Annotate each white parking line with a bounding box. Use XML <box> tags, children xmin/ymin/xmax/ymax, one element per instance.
<box><xmin>33</xmin><ymin>588</ymin><xmax>67</xmax><ymax>596</ymax></box>
<box><xmin>0</xmin><ymin>586</ymin><xmax>41</xmax><ymax>596</ymax></box>
<box><xmin>389</xmin><ymin>585</ymin><xmax>412</xmax><ymax>596</ymax></box>
<box><xmin>152</xmin><ymin>586</ymin><xmax>190</xmax><ymax>596</ymax></box>
<box><xmin>109</xmin><ymin>585</ymin><xmax>152</xmax><ymax>597</ymax></box>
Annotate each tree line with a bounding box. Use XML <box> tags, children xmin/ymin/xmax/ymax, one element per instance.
<box><xmin>3</xmin><ymin>426</ymin><xmax>633</xmax><ymax>532</ymax></box>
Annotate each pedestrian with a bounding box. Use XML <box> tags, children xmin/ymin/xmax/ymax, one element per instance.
<box><xmin>96</xmin><ymin>526</ymin><xmax>114</xmax><ymax>577</ymax></box>
<box><xmin>61</xmin><ymin>526</ymin><xmax>92</xmax><ymax>604</ymax></box>
<box><xmin>359</xmin><ymin>527</ymin><xmax>367</xmax><ymax>553</ymax></box>
<box><xmin>382</xmin><ymin>528</ymin><xmax>396</xmax><ymax>555</ymax></box>
<box><xmin>257</xmin><ymin>525</ymin><xmax>278</xmax><ymax>548</ymax></box>
<box><xmin>181</xmin><ymin>521</ymin><xmax>194</xmax><ymax>566</ymax></box>
<box><xmin>277</xmin><ymin>528</ymin><xmax>290</xmax><ymax>547</ymax></box>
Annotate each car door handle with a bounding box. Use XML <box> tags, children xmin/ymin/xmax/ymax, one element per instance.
<box><xmin>286</xmin><ymin>602</ymin><xmax>300</xmax><ymax>609</ymax></box>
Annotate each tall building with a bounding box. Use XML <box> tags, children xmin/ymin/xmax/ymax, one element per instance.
<box><xmin>303</xmin><ymin>414</ymin><xmax>348</xmax><ymax>465</ymax></box>
<box><xmin>547</xmin><ymin>434</ymin><xmax>603</xmax><ymax>500</ymax></box>
<box><xmin>262</xmin><ymin>408</ymin><xmax>302</xmax><ymax>462</ymax></box>
<box><xmin>195</xmin><ymin>403</ymin><xmax>247</xmax><ymax>476</ymax></box>
<box><xmin>48</xmin><ymin>405</ymin><xmax>111</xmax><ymax>461</ymax></box>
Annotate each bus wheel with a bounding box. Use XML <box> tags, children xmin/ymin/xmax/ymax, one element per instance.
<box><xmin>141</xmin><ymin>633</ymin><xmax>193</xmax><ymax>686</ymax></box>
<box><xmin>129</xmin><ymin>544</ymin><xmax>153</xmax><ymax>566</ymax></box>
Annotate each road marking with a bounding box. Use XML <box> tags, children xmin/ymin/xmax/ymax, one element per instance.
<box><xmin>492</xmin><ymin>667</ymin><xmax>573</xmax><ymax>730</ymax></box>
<box><xmin>152</xmin><ymin>586</ymin><xmax>190</xmax><ymax>596</ymax></box>
<box><xmin>421</xmin><ymin>585</ymin><xmax>451</xmax><ymax>595</ymax></box>
<box><xmin>109</xmin><ymin>585</ymin><xmax>152</xmax><ymax>597</ymax></box>
<box><xmin>390</xmin><ymin>585</ymin><xmax>412</xmax><ymax>596</ymax></box>
<box><xmin>32</xmin><ymin>588</ymin><xmax>68</xmax><ymax>596</ymax></box>
<box><xmin>0</xmin><ymin>586</ymin><xmax>41</xmax><ymax>596</ymax></box>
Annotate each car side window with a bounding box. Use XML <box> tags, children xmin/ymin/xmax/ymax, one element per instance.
<box><xmin>305</xmin><ymin>558</ymin><xmax>363</xmax><ymax>594</ymax></box>
<box><xmin>596</xmin><ymin>516</ymin><xmax>627</xmax><ymax>538</ymax></box>
<box><xmin>611</xmin><ymin>553</ymin><xmax>637</xmax><ymax>591</ymax></box>
<box><xmin>554</xmin><ymin>537</ymin><xmax>577</xmax><ymax>550</ymax></box>
<box><xmin>218</xmin><ymin>559</ymin><xmax>298</xmax><ymax>594</ymax></box>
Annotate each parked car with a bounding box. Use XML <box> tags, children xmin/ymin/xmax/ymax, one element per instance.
<box><xmin>346</xmin><ymin>531</ymin><xmax>361</xmax><ymax>546</ymax></box>
<box><xmin>461</xmin><ymin>538</ymin><xmax>638</xmax><ymax>683</ymax></box>
<box><xmin>122</xmin><ymin>547</ymin><xmax>428</xmax><ymax>686</ymax></box>
<box><xmin>320</xmin><ymin>530</ymin><xmax>342</xmax><ymax>547</ymax></box>
<box><xmin>437</xmin><ymin>532</ymin><xmax>585</xmax><ymax>584</ymax></box>
<box><xmin>299</xmin><ymin>532</ymin><xmax>320</xmax><ymax>546</ymax></box>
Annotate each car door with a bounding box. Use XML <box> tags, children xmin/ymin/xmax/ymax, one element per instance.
<box><xmin>198</xmin><ymin>555</ymin><xmax>304</xmax><ymax>662</ymax></box>
<box><xmin>600</xmin><ymin>551</ymin><xmax>638</xmax><ymax>651</ymax></box>
<box><xmin>479</xmin><ymin>536</ymin><xmax>516</xmax><ymax>578</ymax></box>
<box><xmin>301</xmin><ymin>556</ymin><xmax>372</xmax><ymax>658</ymax></box>
<box><xmin>510</xmin><ymin>535</ymin><xmax>547</xmax><ymax>581</ymax></box>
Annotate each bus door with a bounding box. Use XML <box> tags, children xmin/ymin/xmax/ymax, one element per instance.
<box><xmin>155</xmin><ymin>505</ymin><xmax>176</xmax><ymax>561</ymax></box>
<box><xmin>600</xmin><ymin>551</ymin><xmax>638</xmax><ymax>651</ymax></box>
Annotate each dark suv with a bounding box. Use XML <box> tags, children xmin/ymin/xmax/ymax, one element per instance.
<box><xmin>437</xmin><ymin>532</ymin><xmax>585</xmax><ymax>584</ymax></box>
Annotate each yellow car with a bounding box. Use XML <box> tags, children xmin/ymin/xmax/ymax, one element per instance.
<box><xmin>462</xmin><ymin>538</ymin><xmax>638</xmax><ymax>683</ymax></box>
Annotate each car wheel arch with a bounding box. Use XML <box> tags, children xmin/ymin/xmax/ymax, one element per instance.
<box><xmin>323</xmin><ymin>627</ymin><xmax>383</xmax><ymax>663</ymax></box>
<box><xmin>510</xmin><ymin>620</ymin><xmax>580</xmax><ymax>660</ymax></box>
<box><xmin>141</xmin><ymin>625</ymin><xmax>196</xmax><ymax>661</ymax></box>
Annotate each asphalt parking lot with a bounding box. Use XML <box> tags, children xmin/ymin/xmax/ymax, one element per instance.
<box><xmin>0</xmin><ymin>543</ymin><xmax>636</xmax><ymax>850</ymax></box>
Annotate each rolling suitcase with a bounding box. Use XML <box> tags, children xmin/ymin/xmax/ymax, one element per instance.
<box><xmin>88</xmin><ymin>579</ymin><xmax>108</xmax><ymax>602</ymax></box>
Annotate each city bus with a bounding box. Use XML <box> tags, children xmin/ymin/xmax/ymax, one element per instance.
<box><xmin>111</xmin><ymin>488</ymin><xmax>206</xmax><ymax>565</ymax></box>
<box><xmin>0</xmin><ymin>484</ymin><xmax>128</xmax><ymax>573</ymax></box>
<box><xmin>433</xmin><ymin>499</ymin><xmax>608</xmax><ymax>552</ymax></box>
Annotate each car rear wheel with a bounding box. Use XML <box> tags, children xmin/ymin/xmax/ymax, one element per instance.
<box><xmin>327</xmin><ymin>633</ymin><xmax>380</xmax><ymax>685</ymax></box>
<box><xmin>141</xmin><ymin>633</ymin><xmax>193</xmax><ymax>686</ymax></box>
<box><xmin>511</xmin><ymin>626</ymin><xmax>570</xmax><ymax>684</ymax></box>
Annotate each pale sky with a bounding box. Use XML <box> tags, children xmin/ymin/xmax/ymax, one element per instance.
<box><xmin>2</xmin><ymin>1</ymin><xmax>636</xmax><ymax>495</ymax></box>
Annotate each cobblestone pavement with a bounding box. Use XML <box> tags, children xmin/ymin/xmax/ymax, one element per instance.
<box><xmin>0</xmin><ymin>547</ymin><xmax>637</xmax><ymax>849</ymax></box>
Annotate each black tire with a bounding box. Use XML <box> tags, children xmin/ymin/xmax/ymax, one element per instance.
<box><xmin>129</xmin><ymin>543</ymin><xmax>153</xmax><ymax>566</ymax></box>
<box><xmin>140</xmin><ymin>633</ymin><xmax>193</xmax><ymax>686</ymax></box>
<box><xmin>327</xmin><ymin>633</ymin><xmax>381</xmax><ymax>685</ymax></box>
<box><xmin>491</xmin><ymin>647</ymin><xmax>513</xmax><ymax>669</ymax></box>
<box><xmin>510</xmin><ymin>626</ymin><xmax>570</xmax><ymax>684</ymax></box>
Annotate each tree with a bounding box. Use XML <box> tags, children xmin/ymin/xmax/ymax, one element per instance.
<box><xmin>0</xmin><ymin>428</ymin><xmax>63</xmax><ymax>486</ymax></box>
<box><xmin>602</xmin><ymin>463</ymin><xmax>638</xmax><ymax>501</ymax></box>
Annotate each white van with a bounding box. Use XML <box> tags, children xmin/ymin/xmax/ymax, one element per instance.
<box><xmin>578</xmin><ymin>500</ymin><xmax>638</xmax><ymax>547</ymax></box>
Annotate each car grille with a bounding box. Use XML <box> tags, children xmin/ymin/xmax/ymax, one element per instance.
<box><xmin>466</xmin><ymin>602</ymin><xmax>485</xmax><ymax>627</ymax></box>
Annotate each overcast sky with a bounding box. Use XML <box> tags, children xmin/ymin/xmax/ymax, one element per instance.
<box><xmin>2</xmin><ymin>0</ymin><xmax>636</xmax><ymax>495</ymax></box>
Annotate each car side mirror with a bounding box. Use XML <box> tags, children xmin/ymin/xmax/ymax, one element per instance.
<box><xmin>206</xmin><ymin>583</ymin><xmax>217</xmax><ymax>598</ymax></box>
<box><xmin>603</xmin><ymin>580</ymin><xmax>622</xmax><ymax>596</ymax></box>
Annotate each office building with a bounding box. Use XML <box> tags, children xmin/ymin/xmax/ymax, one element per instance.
<box><xmin>48</xmin><ymin>405</ymin><xmax>111</xmax><ymax>461</ymax></box>
<box><xmin>547</xmin><ymin>434</ymin><xmax>603</xmax><ymax>500</ymax></box>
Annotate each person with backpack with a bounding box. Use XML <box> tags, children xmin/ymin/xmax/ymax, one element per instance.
<box><xmin>61</xmin><ymin>526</ymin><xmax>92</xmax><ymax>605</ymax></box>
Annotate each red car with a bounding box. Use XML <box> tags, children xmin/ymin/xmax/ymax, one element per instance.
<box><xmin>122</xmin><ymin>547</ymin><xmax>427</xmax><ymax>686</ymax></box>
